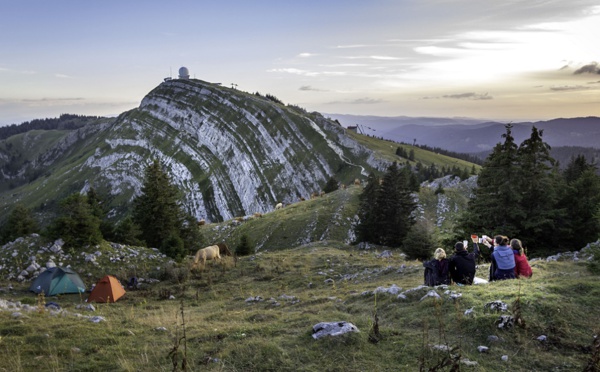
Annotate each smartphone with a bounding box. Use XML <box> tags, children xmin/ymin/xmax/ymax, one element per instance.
<box><xmin>463</xmin><ymin>240</ymin><xmax>468</xmax><ymax>248</ymax></box>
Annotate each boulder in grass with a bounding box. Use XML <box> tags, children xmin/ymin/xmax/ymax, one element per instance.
<box><xmin>312</xmin><ymin>321</ymin><xmax>359</xmax><ymax>339</ymax></box>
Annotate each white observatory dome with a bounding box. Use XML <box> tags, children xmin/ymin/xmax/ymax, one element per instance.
<box><xmin>178</xmin><ymin>66</ymin><xmax>190</xmax><ymax>79</ymax></box>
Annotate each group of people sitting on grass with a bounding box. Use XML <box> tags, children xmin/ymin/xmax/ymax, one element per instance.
<box><xmin>423</xmin><ymin>234</ymin><xmax>533</xmax><ymax>287</ymax></box>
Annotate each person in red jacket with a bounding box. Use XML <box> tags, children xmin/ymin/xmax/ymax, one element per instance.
<box><xmin>510</xmin><ymin>238</ymin><xmax>532</xmax><ymax>278</ymax></box>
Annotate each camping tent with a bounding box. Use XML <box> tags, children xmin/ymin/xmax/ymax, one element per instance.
<box><xmin>87</xmin><ymin>275</ymin><xmax>126</xmax><ymax>303</ymax></box>
<box><xmin>29</xmin><ymin>267</ymin><xmax>86</xmax><ymax>296</ymax></box>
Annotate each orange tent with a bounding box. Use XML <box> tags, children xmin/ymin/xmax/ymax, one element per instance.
<box><xmin>87</xmin><ymin>275</ymin><xmax>126</xmax><ymax>303</ymax></box>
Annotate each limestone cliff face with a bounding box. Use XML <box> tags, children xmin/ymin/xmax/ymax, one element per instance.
<box><xmin>78</xmin><ymin>79</ymin><xmax>382</xmax><ymax>222</ymax></box>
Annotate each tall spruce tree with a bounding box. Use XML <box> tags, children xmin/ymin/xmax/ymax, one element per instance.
<box><xmin>514</xmin><ymin>126</ymin><xmax>559</xmax><ymax>251</ymax></box>
<box><xmin>355</xmin><ymin>172</ymin><xmax>380</xmax><ymax>244</ymax></box>
<box><xmin>556</xmin><ymin>155</ymin><xmax>600</xmax><ymax>250</ymax></box>
<box><xmin>375</xmin><ymin>162</ymin><xmax>416</xmax><ymax>247</ymax></box>
<box><xmin>461</xmin><ymin>124</ymin><xmax>521</xmax><ymax>237</ymax></box>
<box><xmin>132</xmin><ymin>159</ymin><xmax>186</xmax><ymax>257</ymax></box>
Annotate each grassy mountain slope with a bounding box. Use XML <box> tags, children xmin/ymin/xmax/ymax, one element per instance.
<box><xmin>347</xmin><ymin>130</ymin><xmax>478</xmax><ymax>171</ymax></box>
<box><xmin>0</xmin><ymin>239</ymin><xmax>598</xmax><ymax>371</ymax></box>
<box><xmin>201</xmin><ymin>184</ymin><xmax>362</xmax><ymax>252</ymax></box>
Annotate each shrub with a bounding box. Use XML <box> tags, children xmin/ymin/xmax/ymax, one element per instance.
<box><xmin>161</xmin><ymin>233</ymin><xmax>185</xmax><ymax>261</ymax></box>
<box><xmin>402</xmin><ymin>221</ymin><xmax>437</xmax><ymax>260</ymax></box>
<box><xmin>236</xmin><ymin>234</ymin><xmax>254</xmax><ymax>256</ymax></box>
<box><xmin>323</xmin><ymin>177</ymin><xmax>339</xmax><ymax>193</ymax></box>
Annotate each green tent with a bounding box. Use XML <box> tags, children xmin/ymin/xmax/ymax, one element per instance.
<box><xmin>29</xmin><ymin>267</ymin><xmax>86</xmax><ymax>296</ymax></box>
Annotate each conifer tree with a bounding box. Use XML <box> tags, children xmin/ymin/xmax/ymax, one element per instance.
<box><xmin>48</xmin><ymin>193</ymin><xmax>103</xmax><ymax>249</ymax></box>
<box><xmin>132</xmin><ymin>159</ymin><xmax>186</xmax><ymax>258</ymax></box>
<box><xmin>113</xmin><ymin>216</ymin><xmax>144</xmax><ymax>246</ymax></box>
<box><xmin>374</xmin><ymin>162</ymin><xmax>416</xmax><ymax>247</ymax></box>
<box><xmin>461</xmin><ymin>124</ymin><xmax>521</xmax><ymax>237</ymax></box>
<box><xmin>323</xmin><ymin>177</ymin><xmax>339</xmax><ymax>193</ymax></box>
<box><xmin>514</xmin><ymin>126</ymin><xmax>559</xmax><ymax>250</ymax></box>
<box><xmin>355</xmin><ymin>172</ymin><xmax>380</xmax><ymax>244</ymax></box>
<box><xmin>556</xmin><ymin>155</ymin><xmax>600</xmax><ymax>250</ymax></box>
<box><xmin>236</xmin><ymin>234</ymin><xmax>254</xmax><ymax>256</ymax></box>
<box><xmin>0</xmin><ymin>203</ymin><xmax>38</xmax><ymax>244</ymax></box>
<box><xmin>86</xmin><ymin>186</ymin><xmax>115</xmax><ymax>241</ymax></box>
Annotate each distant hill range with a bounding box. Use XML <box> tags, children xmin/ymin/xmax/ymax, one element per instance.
<box><xmin>327</xmin><ymin>114</ymin><xmax>600</xmax><ymax>153</ymax></box>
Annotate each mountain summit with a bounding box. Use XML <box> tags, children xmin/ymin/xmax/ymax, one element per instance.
<box><xmin>1</xmin><ymin>79</ymin><xmax>384</xmax><ymax>223</ymax></box>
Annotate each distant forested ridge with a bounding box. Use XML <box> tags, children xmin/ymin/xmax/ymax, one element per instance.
<box><xmin>0</xmin><ymin>114</ymin><xmax>107</xmax><ymax>140</ymax></box>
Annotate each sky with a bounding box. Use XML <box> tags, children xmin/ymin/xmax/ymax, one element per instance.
<box><xmin>1</xmin><ymin>0</ymin><xmax>599</xmax><ymax>126</ymax></box>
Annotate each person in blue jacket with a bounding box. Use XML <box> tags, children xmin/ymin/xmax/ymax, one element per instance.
<box><xmin>491</xmin><ymin>235</ymin><xmax>516</xmax><ymax>280</ymax></box>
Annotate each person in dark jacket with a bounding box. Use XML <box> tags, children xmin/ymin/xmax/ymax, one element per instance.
<box><xmin>491</xmin><ymin>235</ymin><xmax>516</xmax><ymax>280</ymax></box>
<box><xmin>423</xmin><ymin>248</ymin><xmax>451</xmax><ymax>286</ymax></box>
<box><xmin>449</xmin><ymin>242</ymin><xmax>479</xmax><ymax>285</ymax></box>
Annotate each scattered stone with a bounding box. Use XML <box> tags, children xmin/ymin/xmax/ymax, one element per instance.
<box><xmin>420</xmin><ymin>290</ymin><xmax>441</xmax><ymax>302</ymax></box>
<box><xmin>76</xmin><ymin>304</ymin><xmax>96</xmax><ymax>312</ymax></box>
<box><xmin>477</xmin><ymin>346</ymin><xmax>489</xmax><ymax>353</ymax></box>
<box><xmin>245</xmin><ymin>296</ymin><xmax>263</xmax><ymax>303</ymax></box>
<box><xmin>487</xmin><ymin>335</ymin><xmax>501</xmax><ymax>343</ymax></box>
<box><xmin>373</xmin><ymin>284</ymin><xmax>402</xmax><ymax>295</ymax></box>
<box><xmin>431</xmin><ymin>344</ymin><xmax>451</xmax><ymax>352</ymax></box>
<box><xmin>279</xmin><ymin>294</ymin><xmax>299</xmax><ymax>304</ymax></box>
<box><xmin>324</xmin><ymin>278</ymin><xmax>334</xmax><ymax>284</ymax></box>
<box><xmin>89</xmin><ymin>316</ymin><xmax>105</xmax><ymax>323</ymax></box>
<box><xmin>537</xmin><ymin>335</ymin><xmax>547</xmax><ymax>342</ymax></box>
<box><xmin>155</xmin><ymin>327</ymin><xmax>167</xmax><ymax>332</ymax></box>
<box><xmin>461</xmin><ymin>359</ymin><xmax>478</xmax><ymax>366</ymax></box>
<box><xmin>71</xmin><ymin>347</ymin><xmax>81</xmax><ymax>353</ymax></box>
<box><xmin>484</xmin><ymin>300</ymin><xmax>508</xmax><ymax>313</ymax></box>
<box><xmin>497</xmin><ymin>315</ymin><xmax>514</xmax><ymax>329</ymax></box>
<box><xmin>312</xmin><ymin>321</ymin><xmax>359</xmax><ymax>339</ymax></box>
<box><xmin>464</xmin><ymin>307</ymin><xmax>475</xmax><ymax>317</ymax></box>
<box><xmin>377</xmin><ymin>250</ymin><xmax>393</xmax><ymax>258</ymax></box>
<box><xmin>501</xmin><ymin>355</ymin><xmax>509</xmax><ymax>362</ymax></box>
<box><xmin>446</xmin><ymin>291</ymin><xmax>462</xmax><ymax>301</ymax></box>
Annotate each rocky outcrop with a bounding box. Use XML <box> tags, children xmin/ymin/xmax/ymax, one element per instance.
<box><xmin>66</xmin><ymin>79</ymin><xmax>382</xmax><ymax>222</ymax></box>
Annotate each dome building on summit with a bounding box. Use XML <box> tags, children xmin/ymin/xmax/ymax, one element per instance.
<box><xmin>178</xmin><ymin>66</ymin><xmax>190</xmax><ymax>79</ymax></box>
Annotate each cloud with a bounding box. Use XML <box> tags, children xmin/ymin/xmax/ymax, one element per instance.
<box><xmin>297</xmin><ymin>53</ymin><xmax>316</xmax><ymax>58</ymax></box>
<box><xmin>299</xmin><ymin>85</ymin><xmax>327</xmax><ymax>92</ymax></box>
<box><xmin>268</xmin><ymin>68</ymin><xmax>346</xmax><ymax>77</ymax></box>
<box><xmin>340</xmin><ymin>55</ymin><xmax>403</xmax><ymax>61</ymax></box>
<box><xmin>54</xmin><ymin>73</ymin><xmax>72</xmax><ymax>78</ymax></box>
<box><xmin>574</xmin><ymin>62</ymin><xmax>600</xmax><ymax>74</ymax></box>
<box><xmin>335</xmin><ymin>44</ymin><xmax>369</xmax><ymax>49</ymax></box>
<box><xmin>422</xmin><ymin>92</ymin><xmax>493</xmax><ymax>100</ymax></box>
<box><xmin>21</xmin><ymin>97</ymin><xmax>85</xmax><ymax>102</ymax></box>
<box><xmin>550</xmin><ymin>85</ymin><xmax>590</xmax><ymax>91</ymax></box>
<box><xmin>327</xmin><ymin>97</ymin><xmax>384</xmax><ymax>105</ymax></box>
